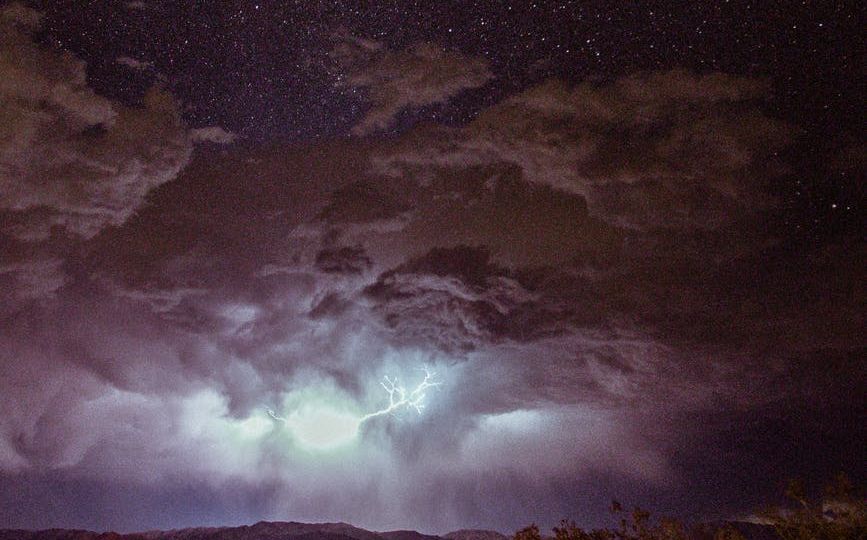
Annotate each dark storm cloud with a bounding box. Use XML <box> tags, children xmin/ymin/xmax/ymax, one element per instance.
<box><xmin>0</xmin><ymin>14</ymin><xmax>864</xmax><ymax>535</ymax></box>
<box><xmin>316</xmin><ymin>246</ymin><xmax>373</xmax><ymax>275</ymax></box>
<box><xmin>363</xmin><ymin>246</ymin><xmax>571</xmax><ymax>352</ymax></box>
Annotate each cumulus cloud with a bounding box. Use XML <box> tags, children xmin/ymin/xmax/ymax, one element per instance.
<box><xmin>332</xmin><ymin>33</ymin><xmax>493</xmax><ymax>135</ymax></box>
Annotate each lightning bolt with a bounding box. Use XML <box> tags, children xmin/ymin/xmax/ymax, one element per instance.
<box><xmin>268</xmin><ymin>368</ymin><xmax>440</xmax><ymax>433</ymax></box>
<box><xmin>359</xmin><ymin>367</ymin><xmax>441</xmax><ymax>423</ymax></box>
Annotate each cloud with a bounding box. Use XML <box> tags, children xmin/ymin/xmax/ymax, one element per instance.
<box><xmin>116</xmin><ymin>56</ymin><xmax>154</xmax><ymax>71</ymax></box>
<box><xmin>316</xmin><ymin>245</ymin><xmax>373</xmax><ymax>275</ymax></box>
<box><xmin>372</xmin><ymin>70</ymin><xmax>789</xmax><ymax>231</ymax></box>
<box><xmin>364</xmin><ymin>246</ymin><xmax>557</xmax><ymax>352</ymax></box>
<box><xmin>190</xmin><ymin>126</ymin><xmax>239</xmax><ymax>145</ymax></box>
<box><xmin>0</xmin><ymin>256</ymin><xmax>65</xmax><ymax>301</ymax></box>
<box><xmin>0</xmin><ymin>27</ymin><xmax>862</xmax><ymax>533</ymax></box>
<box><xmin>0</xmin><ymin>1</ymin><xmax>42</xmax><ymax>27</ymax></box>
<box><xmin>0</xmin><ymin>4</ymin><xmax>192</xmax><ymax>241</ymax></box>
<box><xmin>0</xmin><ymin>2</ymin><xmax>196</xmax><ymax>312</ymax></box>
<box><xmin>332</xmin><ymin>33</ymin><xmax>493</xmax><ymax>135</ymax></box>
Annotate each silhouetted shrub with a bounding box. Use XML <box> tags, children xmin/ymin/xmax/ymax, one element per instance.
<box><xmin>513</xmin><ymin>475</ymin><xmax>865</xmax><ymax>540</ymax></box>
<box><xmin>759</xmin><ymin>474</ymin><xmax>866</xmax><ymax>540</ymax></box>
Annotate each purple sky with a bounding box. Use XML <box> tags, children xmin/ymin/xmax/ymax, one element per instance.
<box><xmin>0</xmin><ymin>1</ymin><xmax>864</xmax><ymax>535</ymax></box>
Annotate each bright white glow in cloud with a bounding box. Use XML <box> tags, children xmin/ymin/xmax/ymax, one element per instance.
<box><xmin>237</xmin><ymin>414</ymin><xmax>273</xmax><ymax>439</ymax></box>
<box><xmin>281</xmin><ymin>404</ymin><xmax>361</xmax><ymax>450</ymax></box>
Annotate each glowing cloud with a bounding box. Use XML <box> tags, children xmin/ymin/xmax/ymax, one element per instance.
<box><xmin>269</xmin><ymin>368</ymin><xmax>440</xmax><ymax>451</ymax></box>
<box><xmin>280</xmin><ymin>404</ymin><xmax>361</xmax><ymax>450</ymax></box>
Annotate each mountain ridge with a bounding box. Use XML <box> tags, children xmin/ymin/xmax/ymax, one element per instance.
<box><xmin>0</xmin><ymin>519</ymin><xmax>778</xmax><ymax>540</ymax></box>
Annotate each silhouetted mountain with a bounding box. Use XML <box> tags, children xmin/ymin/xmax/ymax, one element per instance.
<box><xmin>442</xmin><ymin>530</ymin><xmax>508</xmax><ymax>540</ymax></box>
<box><xmin>0</xmin><ymin>520</ymin><xmax>781</xmax><ymax>540</ymax></box>
<box><xmin>380</xmin><ymin>530</ymin><xmax>443</xmax><ymax>540</ymax></box>
<box><xmin>0</xmin><ymin>531</ymin><xmax>146</xmax><ymax>540</ymax></box>
<box><xmin>149</xmin><ymin>523</ymin><xmax>381</xmax><ymax>540</ymax></box>
<box><xmin>0</xmin><ymin>523</ymin><xmax>378</xmax><ymax>540</ymax></box>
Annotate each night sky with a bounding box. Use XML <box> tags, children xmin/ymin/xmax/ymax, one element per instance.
<box><xmin>0</xmin><ymin>0</ymin><xmax>864</xmax><ymax>535</ymax></box>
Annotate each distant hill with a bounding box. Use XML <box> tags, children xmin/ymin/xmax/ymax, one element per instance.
<box><xmin>442</xmin><ymin>530</ymin><xmax>508</xmax><ymax>540</ymax></box>
<box><xmin>380</xmin><ymin>530</ymin><xmax>444</xmax><ymax>540</ymax></box>
<box><xmin>0</xmin><ymin>523</ymin><xmax>380</xmax><ymax>540</ymax></box>
<box><xmin>0</xmin><ymin>520</ymin><xmax>780</xmax><ymax>540</ymax></box>
<box><xmin>148</xmin><ymin>522</ymin><xmax>383</xmax><ymax>540</ymax></box>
